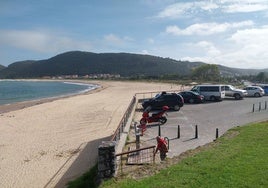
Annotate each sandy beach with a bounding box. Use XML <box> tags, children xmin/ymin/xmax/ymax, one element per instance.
<box><xmin>0</xmin><ymin>80</ymin><xmax>179</xmax><ymax>188</ymax></box>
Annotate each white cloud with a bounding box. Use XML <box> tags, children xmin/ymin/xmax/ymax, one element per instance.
<box><xmin>156</xmin><ymin>1</ymin><xmax>219</xmax><ymax>19</ymax></box>
<box><xmin>200</xmin><ymin>2</ymin><xmax>219</xmax><ymax>11</ymax></box>
<box><xmin>103</xmin><ymin>34</ymin><xmax>124</xmax><ymax>44</ymax></box>
<box><xmin>157</xmin><ymin>3</ymin><xmax>192</xmax><ymax>19</ymax></box>
<box><xmin>225</xmin><ymin>26</ymin><xmax>268</xmax><ymax>67</ymax></box>
<box><xmin>181</xmin><ymin>56</ymin><xmax>213</xmax><ymax>64</ymax></box>
<box><xmin>141</xmin><ymin>50</ymin><xmax>149</xmax><ymax>54</ymax></box>
<box><xmin>223</xmin><ymin>4</ymin><xmax>267</xmax><ymax>13</ymax></box>
<box><xmin>220</xmin><ymin>0</ymin><xmax>268</xmax><ymax>13</ymax></box>
<box><xmin>230</xmin><ymin>26</ymin><xmax>268</xmax><ymax>45</ymax></box>
<box><xmin>0</xmin><ymin>29</ymin><xmax>91</xmax><ymax>53</ymax></box>
<box><xmin>195</xmin><ymin>41</ymin><xmax>221</xmax><ymax>57</ymax></box>
<box><xmin>147</xmin><ymin>38</ymin><xmax>155</xmax><ymax>44</ymax></box>
<box><xmin>156</xmin><ymin>0</ymin><xmax>268</xmax><ymax>19</ymax></box>
<box><xmin>178</xmin><ymin>26</ymin><xmax>268</xmax><ymax>68</ymax></box>
<box><xmin>166</xmin><ymin>21</ymin><xmax>254</xmax><ymax>36</ymax></box>
<box><xmin>177</xmin><ymin>41</ymin><xmax>221</xmax><ymax>64</ymax></box>
<box><xmin>103</xmin><ymin>34</ymin><xmax>134</xmax><ymax>46</ymax></box>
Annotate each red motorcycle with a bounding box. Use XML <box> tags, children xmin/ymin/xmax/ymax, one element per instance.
<box><xmin>140</xmin><ymin>106</ymin><xmax>169</xmax><ymax>125</ymax></box>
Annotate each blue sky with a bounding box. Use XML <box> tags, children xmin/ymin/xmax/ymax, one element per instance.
<box><xmin>1</xmin><ymin>0</ymin><xmax>268</xmax><ymax>69</ymax></box>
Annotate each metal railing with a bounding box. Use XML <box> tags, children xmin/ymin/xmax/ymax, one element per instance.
<box><xmin>109</xmin><ymin>87</ymin><xmax>187</xmax><ymax>177</ymax></box>
<box><xmin>110</xmin><ymin>88</ymin><xmax>186</xmax><ymax>142</ymax></box>
<box><xmin>135</xmin><ymin>88</ymin><xmax>185</xmax><ymax>101</ymax></box>
<box><xmin>110</xmin><ymin>96</ymin><xmax>136</xmax><ymax>141</ymax></box>
<box><xmin>115</xmin><ymin>145</ymin><xmax>155</xmax><ymax>176</ymax></box>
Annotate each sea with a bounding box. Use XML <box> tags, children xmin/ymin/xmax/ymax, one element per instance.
<box><xmin>0</xmin><ymin>80</ymin><xmax>98</xmax><ymax>105</ymax></box>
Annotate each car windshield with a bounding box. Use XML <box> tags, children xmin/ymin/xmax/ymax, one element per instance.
<box><xmin>191</xmin><ymin>91</ymin><xmax>199</xmax><ymax>95</ymax></box>
<box><xmin>191</xmin><ymin>86</ymin><xmax>199</xmax><ymax>92</ymax></box>
<box><xmin>154</xmin><ymin>93</ymin><xmax>160</xmax><ymax>98</ymax></box>
<box><xmin>229</xmin><ymin>85</ymin><xmax>235</xmax><ymax>90</ymax></box>
<box><xmin>154</xmin><ymin>91</ymin><xmax>167</xmax><ymax>99</ymax></box>
<box><xmin>154</xmin><ymin>94</ymin><xmax>165</xmax><ymax>99</ymax></box>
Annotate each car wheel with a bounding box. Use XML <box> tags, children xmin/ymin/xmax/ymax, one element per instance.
<box><xmin>189</xmin><ymin>99</ymin><xmax>194</xmax><ymax>104</ymax></box>
<box><xmin>254</xmin><ymin>93</ymin><xmax>261</xmax><ymax>97</ymax></box>
<box><xmin>234</xmin><ymin>93</ymin><xmax>241</xmax><ymax>100</ymax></box>
<box><xmin>210</xmin><ymin>96</ymin><xmax>216</xmax><ymax>101</ymax></box>
<box><xmin>140</xmin><ymin>118</ymin><xmax>147</xmax><ymax>125</ymax></box>
<box><xmin>159</xmin><ymin>117</ymin><xmax>167</xmax><ymax>125</ymax></box>
<box><xmin>173</xmin><ymin>105</ymin><xmax>180</xmax><ymax>111</ymax></box>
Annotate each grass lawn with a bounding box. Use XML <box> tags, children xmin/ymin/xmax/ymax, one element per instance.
<box><xmin>99</xmin><ymin>121</ymin><xmax>268</xmax><ymax>188</ymax></box>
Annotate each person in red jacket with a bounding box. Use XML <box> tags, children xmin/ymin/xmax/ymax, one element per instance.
<box><xmin>153</xmin><ymin>136</ymin><xmax>168</xmax><ymax>160</ymax></box>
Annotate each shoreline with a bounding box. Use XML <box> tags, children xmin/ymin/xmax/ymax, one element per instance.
<box><xmin>0</xmin><ymin>79</ymin><xmax>105</xmax><ymax>114</ymax></box>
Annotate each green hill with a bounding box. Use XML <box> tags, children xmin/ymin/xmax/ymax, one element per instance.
<box><xmin>0</xmin><ymin>51</ymin><xmax>266</xmax><ymax>79</ymax></box>
<box><xmin>0</xmin><ymin>51</ymin><xmax>204</xmax><ymax>79</ymax></box>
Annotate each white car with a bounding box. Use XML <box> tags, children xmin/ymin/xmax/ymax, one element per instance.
<box><xmin>223</xmin><ymin>85</ymin><xmax>248</xmax><ymax>100</ymax></box>
<box><xmin>243</xmin><ymin>86</ymin><xmax>265</xmax><ymax>97</ymax></box>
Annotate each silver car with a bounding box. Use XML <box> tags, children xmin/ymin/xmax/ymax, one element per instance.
<box><xmin>243</xmin><ymin>86</ymin><xmax>265</xmax><ymax>97</ymax></box>
<box><xmin>223</xmin><ymin>85</ymin><xmax>247</xmax><ymax>100</ymax></box>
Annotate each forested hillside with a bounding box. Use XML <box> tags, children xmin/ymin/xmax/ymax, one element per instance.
<box><xmin>0</xmin><ymin>51</ymin><xmax>203</xmax><ymax>78</ymax></box>
<box><xmin>0</xmin><ymin>51</ymin><xmax>266</xmax><ymax>79</ymax></box>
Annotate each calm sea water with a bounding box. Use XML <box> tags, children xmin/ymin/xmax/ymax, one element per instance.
<box><xmin>0</xmin><ymin>80</ymin><xmax>98</xmax><ymax>105</ymax></box>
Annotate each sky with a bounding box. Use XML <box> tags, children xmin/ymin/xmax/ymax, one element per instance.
<box><xmin>0</xmin><ymin>0</ymin><xmax>268</xmax><ymax>69</ymax></box>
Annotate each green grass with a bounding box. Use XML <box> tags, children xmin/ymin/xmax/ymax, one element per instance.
<box><xmin>100</xmin><ymin>121</ymin><xmax>268</xmax><ymax>188</ymax></box>
<box><xmin>67</xmin><ymin>165</ymin><xmax>98</xmax><ymax>188</ymax></box>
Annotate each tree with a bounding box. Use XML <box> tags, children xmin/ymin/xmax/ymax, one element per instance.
<box><xmin>256</xmin><ymin>72</ymin><xmax>267</xmax><ymax>83</ymax></box>
<box><xmin>191</xmin><ymin>64</ymin><xmax>220</xmax><ymax>81</ymax></box>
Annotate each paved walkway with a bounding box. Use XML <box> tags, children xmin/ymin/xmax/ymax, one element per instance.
<box><xmin>129</xmin><ymin>96</ymin><xmax>268</xmax><ymax>160</ymax></box>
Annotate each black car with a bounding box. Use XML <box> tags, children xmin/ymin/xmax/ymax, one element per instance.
<box><xmin>179</xmin><ymin>91</ymin><xmax>204</xmax><ymax>104</ymax></box>
<box><xmin>142</xmin><ymin>92</ymin><xmax>184</xmax><ymax>111</ymax></box>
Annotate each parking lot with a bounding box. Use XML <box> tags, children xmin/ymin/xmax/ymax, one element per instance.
<box><xmin>134</xmin><ymin>96</ymin><xmax>268</xmax><ymax>158</ymax></box>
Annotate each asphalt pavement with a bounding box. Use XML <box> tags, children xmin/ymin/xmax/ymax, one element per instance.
<box><xmin>134</xmin><ymin>96</ymin><xmax>268</xmax><ymax>158</ymax></box>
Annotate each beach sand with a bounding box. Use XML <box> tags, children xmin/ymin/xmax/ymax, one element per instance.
<box><xmin>0</xmin><ymin>80</ymin><xmax>180</xmax><ymax>188</ymax></box>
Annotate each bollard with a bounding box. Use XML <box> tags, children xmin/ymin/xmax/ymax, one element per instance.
<box><xmin>265</xmin><ymin>101</ymin><xmax>267</xmax><ymax>110</ymax></box>
<box><xmin>158</xmin><ymin>124</ymin><xmax>161</xmax><ymax>137</ymax></box>
<box><xmin>252</xmin><ymin>104</ymin><xmax>255</xmax><ymax>112</ymax></box>
<box><xmin>216</xmin><ymin>128</ymin><xmax>219</xmax><ymax>139</ymax></box>
<box><xmin>259</xmin><ymin>102</ymin><xmax>261</xmax><ymax>111</ymax></box>
<box><xmin>195</xmin><ymin>125</ymin><xmax>198</xmax><ymax>139</ymax></box>
<box><xmin>177</xmin><ymin>125</ymin><xmax>180</xmax><ymax>139</ymax></box>
<box><xmin>134</xmin><ymin>122</ymin><xmax>138</xmax><ymax>133</ymax></box>
<box><xmin>136</xmin><ymin>133</ymin><xmax>140</xmax><ymax>149</ymax></box>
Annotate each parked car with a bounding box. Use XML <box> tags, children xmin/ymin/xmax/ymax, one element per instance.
<box><xmin>243</xmin><ymin>86</ymin><xmax>264</xmax><ymax>97</ymax></box>
<box><xmin>191</xmin><ymin>85</ymin><xmax>225</xmax><ymax>101</ymax></box>
<box><xmin>253</xmin><ymin>84</ymin><xmax>268</xmax><ymax>95</ymax></box>
<box><xmin>260</xmin><ymin>85</ymin><xmax>268</xmax><ymax>95</ymax></box>
<box><xmin>179</xmin><ymin>91</ymin><xmax>204</xmax><ymax>104</ymax></box>
<box><xmin>142</xmin><ymin>92</ymin><xmax>184</xmax><ymax>111</ymax></box>
<box><xmin>223</xmin><ymin>85</ymin><xmax>248</xmax><ymax>100</ymax></box>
